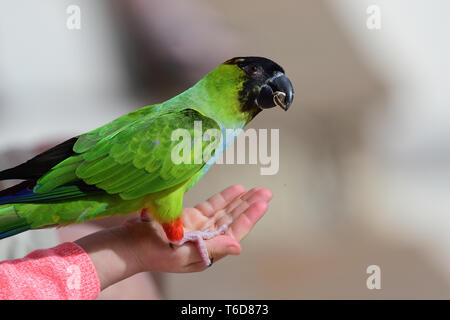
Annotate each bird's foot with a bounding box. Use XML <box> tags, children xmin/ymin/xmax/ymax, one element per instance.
<box><xmin>140</xmin><ymin>208</ymin><xmax>151</xmax><ymax>222</ymax></box>
<box><xmin>172</xmin><ymin>224</ymin><xmax>228</xmax><ymax>267</ymax></box>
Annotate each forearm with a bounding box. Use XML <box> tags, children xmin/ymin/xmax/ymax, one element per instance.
<box><xmin>74</xmin><ymin>225</ymin><xmax>142</xmax><ymax>291</ymax></box>
<box><xmin>0</xmin><ymin>225</ymin><xmax>145</xmax><ymax>300</ymax></box>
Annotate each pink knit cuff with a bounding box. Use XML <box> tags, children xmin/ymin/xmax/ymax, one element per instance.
<box><xmin>0</xmin><ymin>242</ymin><xmax>101</xmax><ymax>300</ymax></box>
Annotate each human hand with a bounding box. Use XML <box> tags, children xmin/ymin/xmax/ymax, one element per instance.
<box><xmin>75</xmin><ymin>185</ymin><xmax>272</xmax><ymax>290</ymax></box>
<box><xmin>124</xmin><ymin>184</ymin><xmax>272</xmax><ymax>272</ymax></box>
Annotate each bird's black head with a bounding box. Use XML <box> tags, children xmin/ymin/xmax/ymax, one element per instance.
<box><xmin>225</xmin><ymin>56</ymin><xmax>294</xmax><ymax>113</ymax></box>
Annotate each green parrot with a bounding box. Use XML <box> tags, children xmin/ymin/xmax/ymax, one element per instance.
<box><xmin>0</xmin><ymin>57</ymin><xmax>294</xmax><ymax>266</ymax></box>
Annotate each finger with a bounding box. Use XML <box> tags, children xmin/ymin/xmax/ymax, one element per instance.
<box><xmin>216</xmin><ymin>188</ymin><xmax>262</xmax><ymax>224</ymax></box>
<box><xmin>240</xmin><ymin>187</ymin><xmax>264</xmax><ymax>201</ymax></box>
<box><xmin>194</xmin><ymin>184</ymin><xmax>245</xmax><ymax>217</ymax></box>
<box><xmin>229</xmin><ymin>188</ymin><xmax>272</xmax><ymax>220</ymax></box>
<box><xmin>216</xmin><ymin>187</ymin><xmax>262</xmax><ymax>220</ymax></box>
<box><xmin>228</xmin><ymin>201</ymin><xmax>268</xmax><ymax>242</ymax></box>
<box><xmin>207</xmin><ymin>235</ymin><xmax>242</xmax><ymax>262</ymax></box>
<box><xmin>227</xmin><ymin>187</ymin><xmax>271</xmax><ymax>213</ymax></box>
<box><xmin>177</xmin><ymin>235</ymin><xmax>241</xmax><ymax>272</ymax></box>
<box><xmin>214</xmin><ymin>188</ymin><xmax>272</xmax><ymax>227</ymax></box>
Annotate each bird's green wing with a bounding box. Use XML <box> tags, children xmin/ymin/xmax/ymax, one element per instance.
<box><xmin>73</xmin><ymin>104</ymin><xmax>160</xmax><ymax>153</ymax></box>
<box><xmin>34</xmin><ymin>108</ymin><xmax>221</xmax><ymax>200</ymax></box>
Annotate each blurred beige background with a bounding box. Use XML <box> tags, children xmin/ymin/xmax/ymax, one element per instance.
<box><xmin>1</xmin><ymin>0</ymin><xmax>449</xmax><ymax>299</ymax></box>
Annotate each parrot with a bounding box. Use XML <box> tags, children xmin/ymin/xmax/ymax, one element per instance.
<box><xmin>0</xmin><ymin>56</ymin><xmax>294</xmax><ymax>266</ymax></box>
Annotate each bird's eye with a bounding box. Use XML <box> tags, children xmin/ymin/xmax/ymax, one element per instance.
<box><xmin>245</xmin><ymin>64</ymin><xmax>263</xmax><ymax>77</ymax></box>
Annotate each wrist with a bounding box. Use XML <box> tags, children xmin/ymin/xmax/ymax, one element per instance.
<box><xmin>75</xmin><ymin>225</ymin><xmax>143</xmax><ymax>290</ymax></box>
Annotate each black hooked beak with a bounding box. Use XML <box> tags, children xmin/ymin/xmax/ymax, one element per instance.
<box><xmin>256</xmin><ymin>73</ymin><xmax>294</xmax><ymax>111</ymax></box>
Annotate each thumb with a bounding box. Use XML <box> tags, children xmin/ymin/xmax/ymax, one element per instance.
<box><xmin>207</xmin><ymin>235</ymin><xmax>242</xmax><ymax>262</ymax></box>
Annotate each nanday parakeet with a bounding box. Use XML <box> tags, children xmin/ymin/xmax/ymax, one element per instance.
<box><xmin>0</xmin><ymin>57</ymin><xmax>294</xmax><ymax>266</ymax></box>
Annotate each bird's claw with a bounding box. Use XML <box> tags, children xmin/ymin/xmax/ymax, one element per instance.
<box><xmin>172</xmin><ymin>224</ymin><xmax>228</xmax><ymax>266</ymax></box>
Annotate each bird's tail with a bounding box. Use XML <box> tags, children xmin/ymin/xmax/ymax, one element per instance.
<box><xmin>0</xmin><ymin>204</ymin><xmax>30</xmax><ymax>239</ymax></box>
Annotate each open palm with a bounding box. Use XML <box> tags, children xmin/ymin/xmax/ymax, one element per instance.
<box><xmin>122</xmin><ymin>185</ymin><xmax>273</xmax><ymax>273</ymax></box>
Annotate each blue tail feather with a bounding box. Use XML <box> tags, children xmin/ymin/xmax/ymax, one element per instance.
<box><xmin>0</xmin><ymin>204</ymin><xmax>30</xmax><ymax>239</ymax></box>
<box><xmin>0</xmin><ymin>225</ymin><xmax>30</xmax><ymax>239</ymax></box>
<box><xmin>0</xmin><ymin>189</ymin><xmax>34</xmax><ymax>205</ymax></box>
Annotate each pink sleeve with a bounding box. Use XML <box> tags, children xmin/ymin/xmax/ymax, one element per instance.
<box><xmin>0</xmin><ymin>242</ymin><xmax>100</xmax><ymax>300</ymax></box>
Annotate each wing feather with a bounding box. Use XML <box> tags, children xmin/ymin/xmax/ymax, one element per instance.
<box><xmin>34</xmin><ymin>108</ymin><xmax>221</xmax><ymax>200</ymax></box>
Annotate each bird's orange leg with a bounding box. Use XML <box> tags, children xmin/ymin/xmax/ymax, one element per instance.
<box><xmin>161</xmin><ymin>217</ymin><xmax>184</xmax><ymax>243</ymax></box>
